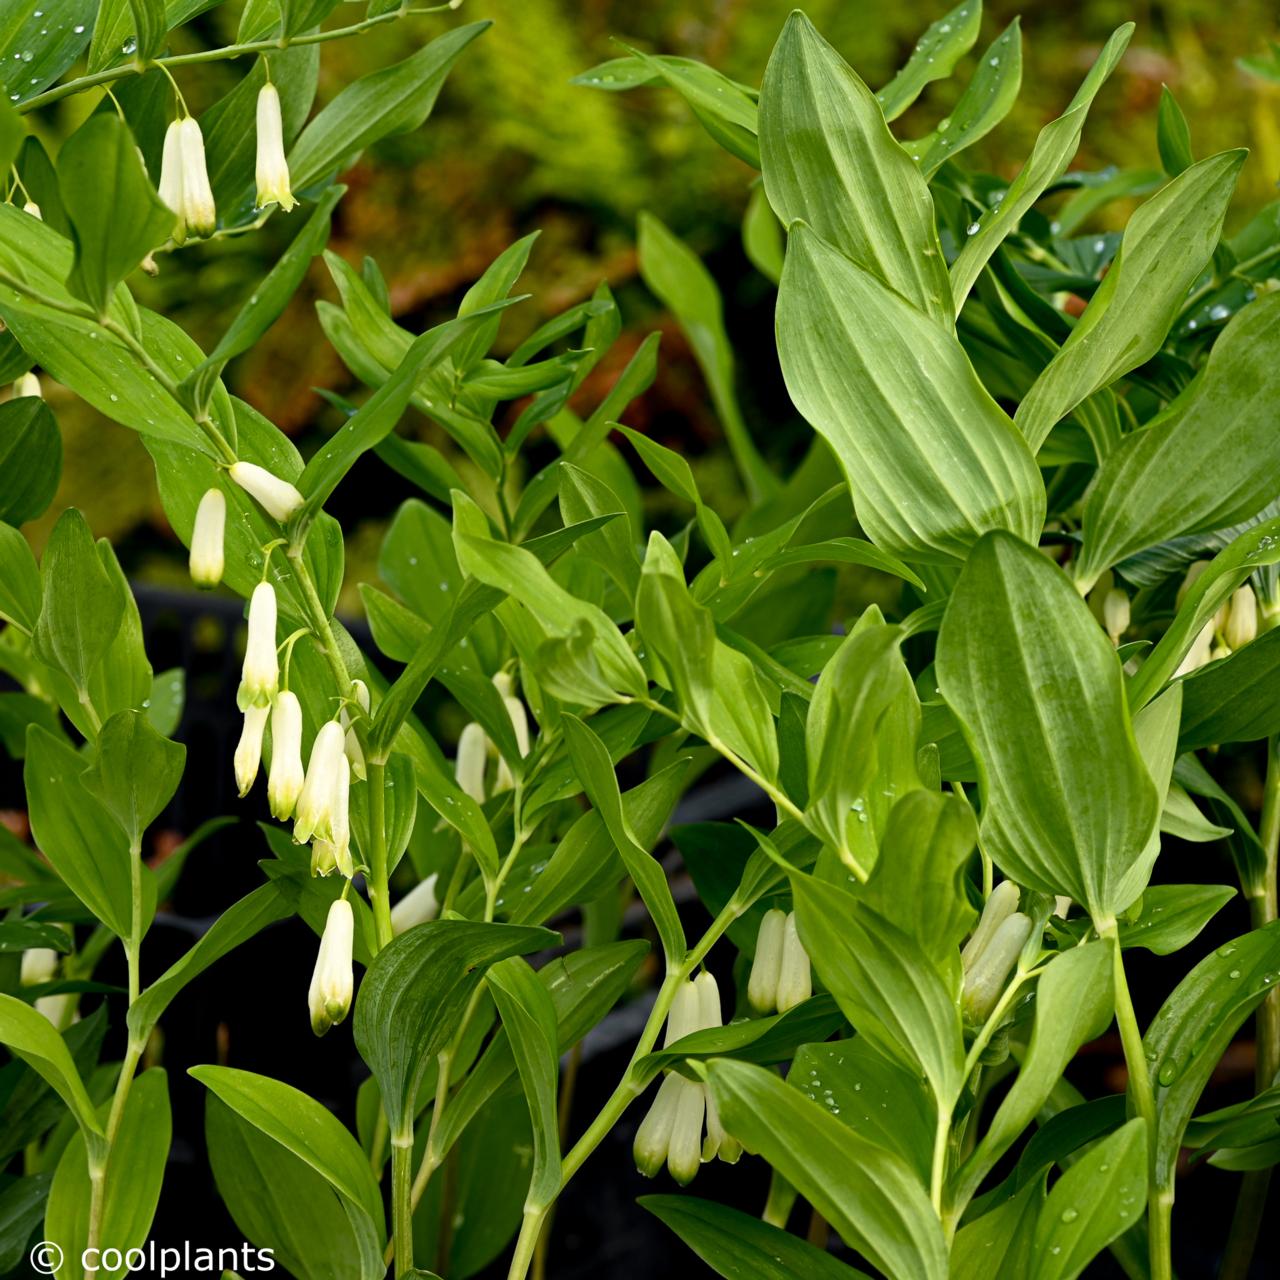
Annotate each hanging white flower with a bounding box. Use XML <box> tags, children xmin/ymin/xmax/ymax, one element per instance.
<box><xmin>234</xmin><ymin>703</ymin><xmax>270</xmax><ymax>797</ymax></box>
<box><xmin>189</xmin><ymin>488</ymin><xmax>226</xmax><ymax>588</ymax></box>
<box><xmin>158</xmin><ymin>116</ymin><xmax>217</xmax><ymax>242</ymax></box>
<box><xmin>228</xmin><ymin>460</ymin><xmax>304</xmax><ymax>523</ymax></box>
<box><xmin>455</xmin><ymin>721</ymin><xmax>488</xmax><ymax>804</ymax></box>
<box><xmin>308</xmin><ymin>898</ymin><xmax>354</xmax><ymax>1036</ymax></box>
<box><xmin>12</xmin><ymin>372</ymin><xmax>40</xmax><ymax>399</ymax></box>
<box><xmin>294</xmin><ymin>720</ymin><xmax>347</xmax><ymax>846</ymax></box>
<box><xmin>774</xmin><ymin>912</ymin><xmax>812</xmax><ymax>1013</ymax></box>
<box><xmin>391</xmin><ymin>873</ymin><xmax>441</xmax><ymax>934</ymax></box>
<box><xmin>238</xmin><ymin>582</ymin><xmax>279</xmax><ymax>710</ymax></box>
<box><xmin>255</xmin><ymin>82</ymin><xmax>297</xmax><ymax>212</ymax></box>
<box><xmin>268</xmin><ymin>689</ymin><xmax>305</xmax><ymax>820</ymax></box>
<box><xmin>341</xmin><ymin>678</ymin><xmax>370</xmax><ymax>781</ymax></box>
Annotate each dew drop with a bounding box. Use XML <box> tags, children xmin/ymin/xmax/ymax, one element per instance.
<box><xmin>1061</xmin><ymin>1208</ymin><xmax>1079</xmax><ymax>1223</ymax></box>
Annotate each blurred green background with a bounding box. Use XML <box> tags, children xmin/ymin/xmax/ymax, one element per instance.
<box><xmin>21</xmin><ymin>0</ymin><xmax>1280</xmax><ymax>607</ymax></box>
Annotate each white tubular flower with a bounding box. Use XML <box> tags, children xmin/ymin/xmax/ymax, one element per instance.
<box><xmin>961</xmin><ymin>880</ymin><xmax>1021</xmax><ymax>973</ymax></box>
<box><xmin>391</xmin><ymin>874</ymin><xmax>441</xmax><ymax>934</ymax></box>
<box><xmin>158</xmin><ymin>118</ymin><xmax>185</xmax><ymax>240</ymax></box>
<box><xmin>1174</xmin><ymin>619</ymin><xmax>1216</xmax><ymax>677</ymax></box>
<box><xmin>268</xmin><ymin>690</ymin><xmax>305</xmax><ymax>820</ymax></box>
<box><xmin>294</xmin><ymin>720</ymin><xmax>346</xmax><ymax>845</ymax></box>
<box><xmin>234</xmin><ymin>704</ymin><xmax>270</xmax><ymax>797</ymax></box>
<box><xmin>341</xmin><ymin>678</ymin><xmax>370</xmax><ymax>782</ymax></box>
<box><xmin>229</xmin><ymin>460</ymin><xmax>304</xmax><ymax>523</ymax></box>
<box><xmin>178</xmin><ymin>116</ymin><xmax>216</xmax><ymax>237</ymax></box>
<box><xmin>21</xmin><ymin>947</ymin><xmax>59</xmax><ymax>987</ymax></box>
<box><xmin>962</xmin><ymin>912</ymin><xmax>1033</xmax><ymax>1024</ymax></box>
<box><xmin>12</xmin><ymin>372</ymin><xmax>40</xmax><ymax>399</ymax></box>
<box><xmin>255</xmin><ymin>82</ymin><xmax>297</xmax><ymax>212</ymax></box>
<box><xmin>308</xmin><ymin>898</ymin><xmax>354</xmax><ymax>1036</ymax></box>
<box><xmin>747</xmin><ymin>908</ymin><xmax>786</xmax><ymax>1014</ymax></box>
<box><xmin>1102</xmin><ymin>588</ymin><xmax>1130</xmax><ymax>643</ymax></box>
<box><xmin>1224</xmin><ymin>586</ymin><xmax>1258</xmax><ymax>651</ymax></box>
<box><xmin>238</xmin><ymin>582</ymin><xmax>279</xmax><ymax>709</ymax></box>
<box><xmin>775</xmin><ymin>912</ymin><xmax>813</xmax><ymax>1013</ymax></box>
<box><xmin>493</xmin><ymin>672</ymin><xmax>530</xmax><ymax>793</ymax></box>
<box><xmin>1176</xmin><ymin>560</ymin><xmax>1212</xmax><ymax>609</ymax></box>
<box><xmin>189</xmin><ymin>488</ymin><xmax>226</xmax><ymax>588</ymax></box>
<box><xmin>328</xmin><ymin>753</ymin><xmax>353</xmax><ymax>878</ymax></box>
<box><xmin>456</xmin><ymin>721</ymin><xmax>488</xmax><ymax>804</ymax></box>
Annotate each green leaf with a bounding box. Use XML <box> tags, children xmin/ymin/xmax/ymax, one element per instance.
<box><xmin>0</xmin><ymin>0</ymin><xmax>96</xmax><ymax>104</ymax></box>
<box><xmin>791</xmin><ymin>870</ymin><xmax>964</xmax><ymax>1108</ymax></box>
<box><xmin>1032</xmin><ymin>1118</ymin><xmax>1148</xmax><ymax>1280</ymax></box>
<box><xmin>905</xmin><ymin>21</ymin><xmax>1022</xmax><ymax>179</ymax></box>
<box><xmin>24</xmin><ymin>724</ymin><xmax>138</xmax><ymax>938</ymax></box>
<box><xmin>58</xmin><ymin>114</ymin><xmax>173</xmax><ymax>319</ymax></box>
<box><xmin>0</xmin><ymin>1174</ymin><xmax>51</xmax><ymax>1274</ymax></box>
<box><xmin>636</xmin><ymin>213</ymin><xmax>775</xmax><ymax>502</ymax></box>
<box><xmin>742</xmin><ymin>182</ymin><xmax>783</xmax><ymax>283</ymax></box>
<box><xmin>706</xmin><ymin>1059</ymin><xmax>947</xmax><ymax>1280</ymax></box>
<box><xmin>757</xmin><ymin>536</ymin><xmax>925</xmax><ymax>590</ymax></box>
<box><xmin>32</xmin><ymin>508</ymin><xmax>125</xmax><ymax>699</ymax></box>
<box><xmin>950</xmin><ymin>1178</ymin><xmax>1042</xmax><ymax>1280</ymax></box>
<box><xmin>0</xmin><ymin>395</ymin><xmax>60</xmax><ymax>526</ymax></box>
<box><xmin>876</xmin><ymin>0</ymin><xmax>983</xmax><ymax>121</ymax></box>
<box><xmin>486</xmin><ymin>957</ymin><xmax>560</xmax><ymax>1210</ymax></box>
<box><xmin>562</xmin><ymin>714</ymin><xmax>685</xmax><ymax>965</ymax></box>
<box><xmin>1157</xmin><ymin>85</ymin><xmax>1194</xmax><ymax>175</ymax></box>
<box><xmin>1078</xmin><ymin>294</ymin><xmax>1280</xmax><ymax>584</ymax></box>
<box><xmin>190</xmin><ymin>1065</ymin><xmax>384</xmax><ymax>1233</ymax></box>
<box><xmin>936</xmin><ymin>531</ymin><xmax>1158</xmax><ymax>919</ymax></box>
<box><xmin>288</xmin><ymin>23</ymin><xmax>489</xmax><ymax>192</ymax></box>
<box><xmin>776</xmin><ymin>224</ymin><xmax>1043</xmax><ymax>564</ymax></box>
<box><xmin>952</xmin><ymin>943</ymin><xmax>1113</xmax><ymax>1214</ymax></box>
<box><xmin>1177</xmin><ymin>624</ymin><xmax>1280</xmax><ymax>748</ymax></box>
<box><xmin>949</xmin><ymin>24</ymin><xmax>1133</xmax><ymax>308</ymax></box>
<box><xmin>1116</xmin><ymin>883</ymin><xmax>1236</xmax><ymax>954</ymax></box>
<box><xmin>1015</xmin><ymin>150</ymin><xmax>1245</xmax><ymax>452</ymax></box>
<box><xmin>641</xmin><ymin>1195</ymin><xmax>869</xmax><ymax>1280</ymax></box>
<box><xmin>759</xmin><ymin>11</ymin><xmax>950</xmax><ymax>322</ymax></box>
<box><xmin>1144</xmin><ymin>920</ymin><xmax>1280</xmax><ymax>1198</ymax></box>
<box><xmin>81</xmin><ymin>709</ymin><xmax>184</xmax><ymax>849</ymax></box>
<box><xmin>351</xmin><ymin>919</ymin><xmax>554</xmax><ymax>1137</ymax></box>
<box><xmin>0</xmin><ymin>918</ymin><xmax>74</xmax><ymax>953</ymax></box>
<box><xmin>44</xmin><ymin>1069</ymin><xmax>170</xmax><ymax>1280</ymax></box>
<box><xmin>0</xmin><ymin>992</ymin><xmax>102</xmax><ymax>1140</ymax></box>
<box><xmin>0</xmin><ymin>521</ymin><xmax>41</xmax><ymax>631</ymax></box>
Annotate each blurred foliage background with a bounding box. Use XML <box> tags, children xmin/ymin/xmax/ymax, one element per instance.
<box><xmin>19</xmin><ymin>0</ymin><xmax>1280</xmax><ymax>610</ymax></box>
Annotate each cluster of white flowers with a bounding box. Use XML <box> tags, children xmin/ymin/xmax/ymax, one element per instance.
<box><xmin>960</xmin><ymin>881</ymin><xmax>1032</xmax><ymax>1025</ymax></box>
<box><xmin>1174</xmin><ymin>561</ymin><xmax>1263</xmax><ymax>676</ymax></box>
<box><xmin>453</xmin><ymin>670</ymin><xmax>530</xmax><ymax>804</ymax></box>
<box><xmin>20</xmin><ymin>942</ymin><xmax>75</xmax><ymax>1029</ymax></box>
<box><xmin>746</xmin><ymin>908</ymin><xmax>812</xmax><ymax>1016</ymax></box>
<box><xmin>634</xmin><ymin>973</ymin><xmax>740</xmax><ymax>1184</ymax></box>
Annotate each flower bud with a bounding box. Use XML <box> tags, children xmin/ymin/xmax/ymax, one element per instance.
<box><xmin>21</xmin><ymin>947</ymin><xmax>59</xmax><ymax>987</ymax></box>
<box><xmin>456</xmin><ymin>721</ymin><xmax>488</xmax><ymax>804</ymax></box>
<box><xmin>961</xmin><ymin>880</ymin><xmax>1020</xmax><ymax>973</ymax></box>
<box><xmin>391</xmin><ymin>873</ymin><xmax>441</xmax><ymax>934</ymax></box>
<box><xmin>1174</xmin><ymin>619</ymin><xmax>1216</xmax><ymax>677</ymax></box>
<box><xmin>238</xmin><ymin>582</ymin><xmax>279</xmax><ymax>709</ymax></box>
<box><xmin>747</xmin><ymin>908</ymin><xmax>786</xmax><ymax>1014</ymax></box>
<box><xmin>634</xmin><ymin>1072</ymin><xmax>683</xmax><ymax>1178</ymax></box>
<box><xmin>665</xmin><ymin>978</ymin><xmax>702</xmax><ymax>1046</ymax></box>
<box><xmin>493</xmin><ymin>672</ymin><xmax>530</xmax><ymax>793</ymax></box>
<box><xmin>775</xmin><ymin>912</ymin><xmax>812</xmax><ymax>1013</ymax></box>
<box><xmin>294</xmin><ymin>720</ymin><xmax>346</xmax><ymax>845</ymax></box>
<box><xmin>189</xmin><ymin>487</ymin><xmax>226</xmax><ymax>588</ymax></box>
<box><xmin>255</xmin><ymin>82</ymin><xmax>297</xmax><ymax>213</ymax></box>
<box><xmin>178</xmin><ymin>116</ymin><xmax>216</xmax><ymax>238</ymax></box>
<box><xmin>1224</xmin><ymin>585</ymin><xmax>1258</xmax><ymax>651</ymax></box>
<box><xmin>234</xmin><ymin>704</ymin><xmax>270</xmax><ymax>797</ymax></box>
<box><xmin>12</xmin><ymin>372</ymin><xmax>40</xmax><ymax>399</ymax></box>
<box><xmin>22</xmin><ymin>200</ymin><xmax>41</xmax><ymax>219</ymax></box>
<box><xmin>962</xmin><ymin>912</ymin><xmax>1033</xmax><ymax>1024</ymax></box>
<box><xmin>229</xmin><ymin>460</ymin><xmax>304</xmax><ymax>523</ymax></box>
<box><xmin>158</xmin><ymin>119</ymin><xmax>185</xmax><ymax>240</ymax></box>
<box><xmin>1176</xmin><ymin>560</ymin><xmax>1211</xmax><ymax>609</ymax></box>
<box><xmin>268</xmin><ymin>690</ymin><xmax>305</xmax><ymax>819</ymax></box>
<box><xmin>1102</xmin><ymin>588</ymin><xmax>1130</xmax><ymax>643</ymax></box>
<box><xmin>341</xmin><ymin>678</ymin><xmax>370</xmax><ymax>781</ymax></box>
<box><xmin>308</xmin><ymin>898</ymin><xmax>354</xmax><ymax>1035</ymax></box>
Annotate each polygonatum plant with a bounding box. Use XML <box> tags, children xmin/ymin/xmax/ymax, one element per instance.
<box><xmin>2</xmin><ymin>2</ymin><xmax>1280</xmax><ymax>1279</ymax></box>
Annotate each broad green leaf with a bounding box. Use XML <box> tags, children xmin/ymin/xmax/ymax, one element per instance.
<box><xmin>936</xmin><ymin>532</ymin><xmax>1158</xmax><ymax>919</ymax></box>
<box><xmin>59</xmin><ymin>114</ymin><xmax>172</xmax><ymax>318</ymax></box>
<box><xmin>876</xmin><ymin>0</ymin><xmax>983</xmax><ymax>121</ymax></box>
<box><xmin>351</xmin><ymin>919</ymin><xmax>554</xmax><ymax>1136</ymax></box>
<box><xmin>0</xmin><ymin>1174</ymin><xmax>50</xmax><ymax>1274</ymax></box>
<box><xmin>1116</xmin><ymin>883</ymin><xmax>1235</xmax><ymax>954</ymax></box>
<box><xmin>950</xmin><ymin>1178</ymin><xmax>1042</xmax><ymax>1280</ymax></box>
<box><xmin>759</xmin><ymin>11</ymin><xmax>950</xmax><ymax>321</ymax></box>
<box><xmin>1127</xmin><ymin>516</ymin><xmax>1280</xmax><ymax>712</ymax></box>
<box><xmin>190</xmin><ymin>1065</ymin><xmax>384</xmax><ymax>1233</ymax></box>
<box><xmin>952</xmin><ymin>943</ymin><xmax>1113</xmax><ymax>1214</ymax></box>
<box><xmin>949</xmin><ymin>24</ymin><xmax>1134</xmax><ymax>309</ymax></box>
<box><xmin>32</xmin><ymin>508</ymin><xmax>124</xmax><ymax>699</ymax></box>
<box><xmin>906</xmin><ymin>21</ymin><xmax>1022</xmax><ymax>179</ymax></box>
<box><xmin>1015</xmin><ymin>150</ymin><xmax>1245</xmax><ymax>451</ymax></box>
<box><xmin>1032</xmin><ymin>1118</ymin><xmax>1148</xmax><ymax>1280</ymax></box>
<box><xmin>562</xmin><ymin>714</ymin><xmax>685</xmax><ymax>965</ymax></box>
<box><xmin>706</xmin><ymin>1059</ymin><xmax>947</xmax><ymax>1280</ymax></box>
<box><xmin>128</xmin><ymin>884</ymin><xmax>292</xmax><ymax>1045</ymax></box>
<box><xmin>792</xmin><ymin>870</ymin><xmax>963</xmax><ymax>1107</ymax></box>
<box><xmin>777</xmin><ymin>224</ymin><xmax>1044</xmax><ymax>564</ymax></box>
<box><xmin>81</xmin><ymin>710</ymin><xmax>184</xmax><ymax>849</ymax></box>
<box><xmin>742</xmin><ymin>182</ymin><xmax>783</xmax><ymax>283</ymax></box>
<box><xmin>641</xmin><ymin>1195</ymin><xmax>869</xmax><ymax>1280</ymax></box>
<box><xmin>25</xmin><ymin>725</ymin><xmax>139</xmax><ymax>939</ymax></box>
<box><xmin>1157</xmin><ymin>86</ymin><xmax>1194</xmax><ymax>175</ymax></box>
<box><xmin>44</xmin><ymin>1069</ymin><xmax>170</xmax><ymax>1280</ymax></box>
<box><xmin>454</xmin><ymin>231</ymin><xmax>539</xmax><ymax>373</ymax></box>
<box><xmin>0</xmin><ymin>992</ymin><xmax>101</xmax><ymax>1140</ymax></box>
<box><xmin>1078</xmin><ymin>294</ymin><xmax>1280</xmax><ymax>585</ymax></box>
<box><xmin>758</xmin><ymin>536</ymin><xmax>925</xmax><ymax>590</ymax></box>
<box><xmin>1144</xmin><ymin>920</ymin><xmax>1280</xmax><ymax>1198</ymax></box>
<box><xmin>486</xmin><ymin>957</ymin><xmax>560</xmax><ymax>1210</ymax></box>
<box><xmin>0</xmin><ymin>0</ymin><xmax>95</xmax><ymax>103</ymax></box>
<box><xmin>1160</xmin><ymin>783</ymin><xmax>1232</xmax><ymax>844</ymax></box>
<box><xmin>636</xmin><ymin>213</ymin><xmax>775</xmax><ymax>502</ymax></box>
<box><xmin>0</xmin><ymin>521</ymin><xmax>41</xmax><ymax>630</ymax></box>
<box><xmin>0</xmin><ymin>919</ymin><xmax>73</xmax><ymax>953</ymax></box>
<box><xmin>557</xmin><ymin>462</ymin><xmax>640</xmax><ymax>602</ymax></box>
<box><xmin>0</xmin><ymin>396</ymin><xmax>60</xmax><ymax>525</ymax></box>
<box><xmin>1177</xmin><ymin>623</ymin><xmax>1280</xmax><ymax>748</ymax></box>
<box><xmin>288</xmin><ymin>23</ymin><xmax>489</xmax><ymax>192</ymax></box>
